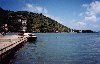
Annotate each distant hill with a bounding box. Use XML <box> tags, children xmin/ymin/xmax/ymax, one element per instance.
<box><xmin>0</xmin><ymin>7</ymin><xmax>71</xmax><ymax>33</ymax></box>
<box><xmin>0</xmin><ymin>7</ymin><xmax>3</xmax><ymax>10</ymax></box>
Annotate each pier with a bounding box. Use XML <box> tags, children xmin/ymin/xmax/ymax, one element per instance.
<box><xmin>0</xmin><ymin>35</ymin><xmax>28</xmax><ymax>61</ymax></box>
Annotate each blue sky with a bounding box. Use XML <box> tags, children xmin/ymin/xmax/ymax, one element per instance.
<box><xmin>0</xmin><ymin>0</ymin><xmax>100</xmax><ymax>31</ymax></box>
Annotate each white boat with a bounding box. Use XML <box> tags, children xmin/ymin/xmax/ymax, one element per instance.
<box><xmin>24</xmin><ymin>33</ymin><xmax>37</xmax><ymax>41</ymax></box>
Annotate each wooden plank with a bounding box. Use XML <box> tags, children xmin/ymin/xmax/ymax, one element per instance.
<box><xmin>0</xmin><ymin>35</ymin><xmax>28</xmax><ymax>56</ymax></box>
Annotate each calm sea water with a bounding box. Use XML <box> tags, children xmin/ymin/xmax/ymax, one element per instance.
<box><xmin>10</xmin><ymin>33</ymin><xmax>100</xmax><ymax>64</ymax></box>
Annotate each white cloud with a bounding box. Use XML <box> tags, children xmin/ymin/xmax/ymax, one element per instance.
<box><xmin>77</xmin><ymin>1</ymin><xmax>100</xmax><ymax>31</ymax></box>
<box><xmin>44</xmin><ymin>14</ymin><xmax>64</xmax><ymax>24</ymax></box>
<box><xmin>82</xmin><ymin>4</ymin><xmax>89</xmax><ymax>7</ymax></box>
<box><xmin>77</xmin><ymin>21</ymin><xmax>86</xmax><ymax>26</ymax></box>
<box><xmin>79</xmin><ymin>13</ymin><xmax>83</xmax><ymax>16</ymax></box>
<box><xmin>23</xmin><ymin>3</ymin><xmax>64</xmax><ymax>24</ymax></box>
<box><xmin>27</xmin><ymin>4</ymin><xmax>33</xmax><ymax>8</ymax></box>
<box><xmin>89</xmin><ymin>1</ymin><xmax>100</xmax><ymax>14</ymax></box>
<box><xmin>85</xmin><ymin>15</ymin><xmax>96</xmax><ymax>22</ymax></box>
<box><xmin>22</xmin><ymin>3</ymin><xmax>48</xmax><ymax>14</ymax></box>
<box><xmin>83</xmin><ymin>1</ymin><xmax>100</xmax><ymax>22</ymax></box>
<box><xmin>71</xmin><ymin>21</ymin><xmax>87</xmax><ymax>30</ymax></box>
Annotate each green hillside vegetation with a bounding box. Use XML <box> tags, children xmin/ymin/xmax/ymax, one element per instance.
<box><xmin>0</xmin><ymin>7</ymin><xmax>71</xmax><ymax>33</ymax></box>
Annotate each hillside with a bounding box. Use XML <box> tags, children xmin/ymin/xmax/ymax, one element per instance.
<box><xmin>0</xmin><ymin>8</ymin><xmax>71</xmax><ymax>33</ymax></box>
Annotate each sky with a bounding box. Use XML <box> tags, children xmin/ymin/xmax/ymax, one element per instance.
<box><xmin>0</xmin><ymin>0</ymin><xmax>100</xmax><ymax>31</ymax></box>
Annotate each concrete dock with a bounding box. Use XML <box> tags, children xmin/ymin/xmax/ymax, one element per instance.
<box><xmin>0</xmin><ymin>35</ymin><xmax>28</xmax><ymax>60</ymax></box>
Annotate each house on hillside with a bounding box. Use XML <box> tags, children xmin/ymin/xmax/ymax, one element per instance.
<box><xmin>8</xmin><ymin>15</ymin><xmax>27</xmax><ymax>32</ymax></box>
<box><xmin>0</xmin><ymin>24</ymin><xmax>8</xmax><ymax>35</ymax></box>
<box><xmin>18</xmin><ymin>16</ymin><xmax>27</xmax><ymax>32</ymax></box>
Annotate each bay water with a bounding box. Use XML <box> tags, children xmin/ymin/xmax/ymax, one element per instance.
<box><xmin>10</xmin><ymin>33</ymin><xmax>100</xmax><ymax>64</ymax></box>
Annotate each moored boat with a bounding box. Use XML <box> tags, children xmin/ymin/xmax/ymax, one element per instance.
<box><xmin>24</xmin><ymin>33</ymin><xmax>37</xmax><ymax>41</ymax></box>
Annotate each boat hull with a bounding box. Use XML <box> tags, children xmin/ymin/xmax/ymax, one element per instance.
<box><xmin>28</xmin><ymin>36</ymin><xmax>37</xmax><ymax>42</ymax></box>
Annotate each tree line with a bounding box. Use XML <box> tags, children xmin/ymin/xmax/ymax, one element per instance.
<box><xmin>0</xmin><ymin>7</ymin><xmax>71</xmax><ymax>33</ymax></box>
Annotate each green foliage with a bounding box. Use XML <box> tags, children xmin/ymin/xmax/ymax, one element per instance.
<box><xmin>0</xmin><ymin>8</ymin><xmax>71</xmax><ymax>33</ymax></box>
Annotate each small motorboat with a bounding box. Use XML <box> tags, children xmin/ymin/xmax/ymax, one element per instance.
<box><xmin>24</xmin><ymin>33</ymin><xmax>37</xmax><ymax>41</ymax></box>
